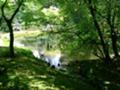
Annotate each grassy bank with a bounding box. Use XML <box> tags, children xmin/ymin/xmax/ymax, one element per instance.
<box><xmin>0</xmin><ymin>47</ymin><xmax>94</xmax><ymax>90</ymax></box>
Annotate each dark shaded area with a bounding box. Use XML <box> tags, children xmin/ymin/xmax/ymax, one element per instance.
<box><xmin>68</xmin><ymin>60</ymin><xmax>120</xmax><ymax>90</ymax></box>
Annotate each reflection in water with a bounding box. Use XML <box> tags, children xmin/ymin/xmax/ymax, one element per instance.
<box><xmin>0</xmin><ymin>39</ymin><xmax>3</xmax><ymax>46</ymax></box>
<box><xmin>32</xmin><ymin>50</ymin><xmax>41</xmax><ymax>59</ymax></box>
<box><xmin>14</xmin><ymin>41</ymin><xmax>25</xmax><ymax>47</ymax></box>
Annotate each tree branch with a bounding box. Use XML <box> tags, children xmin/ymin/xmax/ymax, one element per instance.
<box><xmin>1</xmin><ymin>0</ymin><xmax>8</xmax><ymax>21</ymax></box>
<box><xmin>10</xmin><ymin>0</ymin><xmax>23</xmax><ymax>21</ymax></box>
<box><xmin>0</xmin><ymin>17</ymin><xmax>2</xmax><ymax>25</ymax></box>
<box><xmin>87</xmin><ymin>0</ymin><xmax>111</xmax><ymax>60</ymax></box>
<box><xmin>94</xmin><ymin>8</ymin><xmax>107</xmax><ymax>19</ymax></box>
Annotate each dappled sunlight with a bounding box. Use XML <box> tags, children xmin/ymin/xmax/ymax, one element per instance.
<box><xmin>7</xmin><ymin>68</ymin><xmax>61</xmax><ymax>89</ymax></box>
<box><xmin>29</xmin><ymin>78</ymin><xmax>60</xmax><ymax>90</ymax></box>
<box><xmin>0</xmin><ymin>47</ymin><xmax>96</xmax><ymax>90</ymax></box>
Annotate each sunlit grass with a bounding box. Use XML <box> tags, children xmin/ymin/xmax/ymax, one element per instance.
<box><xmin>44</xmin><ymin>49</ymin><xmax>61</xmax><ymax>56</ymax></box>
<box><xmin>14</xmin><ymin>30</ymin><xmax>42</xmax><ymax>38</ymax></box>
<box><xmin>0</xmin><ymin>47</ymin><xmax>95</xmax><ymax>90</ymax></box>
<box><xmin>1</xmin><ymin>30</ymin><xmax>42</xmax><ymax>41</ymax></box>
<box><xmin>1</xmin><ymin>47</ymin><xmax>120</xmax><ymax>90</ymax></box>
<box><xmin>0</xmin><ymin>30</ymin><xmax>42</xmax><ymax>49</ymax></box>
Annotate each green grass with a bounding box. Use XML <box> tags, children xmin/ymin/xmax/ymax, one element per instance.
<box><xmin>0</xmin><ymin>47</ymin><xmax>95</xmax><ymax>90</ymax></box>
<box><xmin>0</xmin><ymin>47</ymin><xmax>120</xmax><ymax>90</ymax></box>
<box><xmin>1</xmin><ymin>30</ymin><xmax>42</xmax><ymax>47</ymax></box>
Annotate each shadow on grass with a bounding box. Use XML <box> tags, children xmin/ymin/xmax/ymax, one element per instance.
<box><xmin>68</xmin><ymin>59</ymin><xmax>120</xmax><ymax>90</ymax></box>
<box><xmin>0</xmin><ymin>47</ymin><xmax>95</xmax><ymax>90</ymax></box>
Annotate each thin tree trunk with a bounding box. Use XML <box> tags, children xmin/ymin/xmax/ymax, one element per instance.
<box><xmin>106</xmin><ymin>6</ymin><xmax>119</xmax><ymax>57</ymax></box>
<box><xmin>87</xmin><ymin>0</ymin><xmax>111</xmax><ymax>63</ymax></box>
<box><xmin>1</xmin><ymin>0</ymin><xmax>23</xmax><ymax>58</ymax></box>
<box><xmin>110</xmin><ymin>24</ymin><xmax>119</xmax><ymax>57</ymax></box>
<box><xmin>7</xmin><ymin>21</ymin><xmax>14</xmax><ymax>57</ymax></box>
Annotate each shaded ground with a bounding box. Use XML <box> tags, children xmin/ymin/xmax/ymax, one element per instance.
<box><xmin>68</xmin><ymin>59</ymin><xmax>120</xmax><ymax>90</ymax></box>
<box><xmin>0</xmin><ymin>47</ymin><xmax>95</xmax><ymax>90</ymax></box>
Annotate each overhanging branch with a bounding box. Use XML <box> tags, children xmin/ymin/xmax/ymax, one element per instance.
<box><xmin>1</xmin><ymin>0</ymin><xmax>8</xmax><ymax>21</ymax></box>
<box><xmin>10</xmin><ymin>0</ymin><xmax>23</xmax><ymax>21</ymax></box>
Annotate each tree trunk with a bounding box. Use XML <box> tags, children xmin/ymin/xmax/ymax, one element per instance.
<box><xmin>110</xmin><ymin>25</ymin><xmax>119</xmax><ymax>57</ymax></box>
<box><xmin>1</xmin><ymin>0</ymin><xmax>23</xmax><ymax>58</ymax></box>
<box><xmin>87</xmin><ymin>0</ymin><xmax>111</xmax><ymax>63</ymax></box>
<box><xmin>106</xmin><ymin>8</ymin><xmax>119</xmax><ymax>57</ymax></box>
<box><xmin>7</xmin><ymin>21</ymin><xmax>14</xmax><ymax>58</ymax></box>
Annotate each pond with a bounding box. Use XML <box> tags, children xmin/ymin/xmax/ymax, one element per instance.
<box><xmin>13</xmin><ymin>30</ymin><xmax>63</xmax><ymax>69</ymax></box>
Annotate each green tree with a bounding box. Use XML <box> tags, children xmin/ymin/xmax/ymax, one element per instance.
<box><xmin>85</xmin><ymin>0</ymin><xmax>111</xmax><ymax>63</ymax></box>
<box><xmin>85</xmin><ymin>0</ymin><xmax>120</xmax><ymax>62</ymax></box>
<box><xmin>56</xmin><ymin>0</ymin><xmax>120</xmax><ymax>63</ymax></box>
<box><xmin>1</xmin><ymin>0</ymin><xmax>23</xmax><ymax>58</ymax></box>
